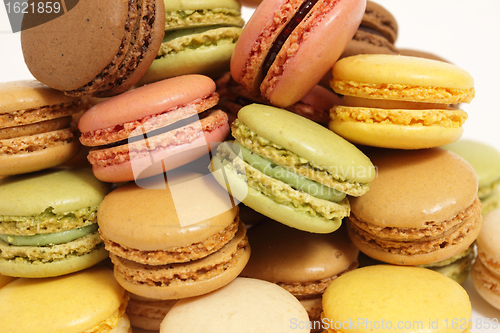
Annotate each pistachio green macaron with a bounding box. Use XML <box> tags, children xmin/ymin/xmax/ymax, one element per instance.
<box><xmin>443</xmin><ymin>139</ymin><xmax>500</xmax><ymax>214</ymax></box>
<box><xmin>137</xmin><ymin>0</ymin><xmax>244</xmax><ymax>85</ymax></box>
<box><xmin>210</xmin><ymin>104</ymin><xmax>375</xmax><ymax>233</ymax></box>
<box><xmin>0</xmin><ymin>168</ymin><xmax>111</xmax><ymax>278</ymax></box>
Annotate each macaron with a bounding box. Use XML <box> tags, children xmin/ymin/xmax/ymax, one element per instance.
<box><xmin>219</xmin><ymin>73</ymin><xmax>343</xmax><ymax>125</ymax></box>
<box><xmin>160</xmin><ymin>277</ymin><xmax>310</xmax><ymax>332</ymax></box>
<box><xmin>0</xmin><ymin>168</ymin><xmax>111</xmax><ymax>278</ymax></box>
<box><xmin>471</xmin><ymin>208</ymin><xmax>500</xmax><ymax>310</ymax></box>
<box><xmin>329</xmin><ymin>54</ymin><xmax>475</xmax><ymax>149</ymax></box>
<box><xmin>97</xmin><ymin>171</ymin><xmax>250</xmax><ymax>300</ymax></box>
<box><xmin>0</xmin><ymin>80</ymin><xmax>81</xmax><ymax>176</ymax></box>
<box><xmin>241</xmin><ymin>221</ymin><xmax>359</xmax><ymax>326</ymax></box>
<box><xmin>418</xmin><ymin>244</ymin><xmax>475</xmax><ymax>284</ymax></box>
<box><xmin>210</xmin><ymin>104</ymin><xmax>376</xmax><ymax>234</ymax></box>
<box><xmin>322</xmin><ymin>265</ymin><xmax>472</xmax><ymax>333</ymax></box>
<box><xmin>0</xmin><ymin>273</ymin><xmax>15</xmax><ymax>288</ymax></box>
<box><xmin>137</xmin><ymin>0</ymin><xmax>244</xmax><ymax>85</ymax></box>
<box><xmin>78</xmin><ymin>75</ymin><xmax>229</xmax><ymax>183</ymax></box>
<box><xmin>443</xmin><ymin>139</ymin><xmax>500</xmax><ymax>214</ymax></box>
<box><xmin>0</xmin><ymin>266</ymin><xmax>131</xmax><ymax>333</ymax></box>
<box><xmin>21</xmin><ymin>0</ymin><xmax>165</xmax><ymax>97</ymax></box>
<box><xmin>230</xmin><ymin>0</ymin><xmax>366</xmax><ymax>107</ymax></box>
<box><xmin>126</xmin><ymin>293</ymin><xmax>177</xmax><ymax>331</ymax></box>
<box><xmin>347</xmin><ymin>148</ymin><xmax>482</xmax><ymax>266</ymax></box>
<box><xmin>341</xmin><ymin>1</ymin><xmax>399</xmax><ymax>58</ymax></box>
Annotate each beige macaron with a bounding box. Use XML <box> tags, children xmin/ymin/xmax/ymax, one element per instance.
<box><xmin>241</xmin><ymin>221</ymin><xmax>358</xmax><ymax>325</ymax></box>
<box><xmin>98</xmin><ymin>171</ymin><xmax>250</xmax><ymax>300</ymax></box>
<box><xmin>160</xmin><ymin>277</ymin><xmax>310</xmax><ymax>332</ymax></box>
<box><xmin>472</xmin><ymin>208</ymin><xmax>500</xmax><ymax>310</ymax></box>
<box><xmin>126</xmin><ymin>293</ymin><xmax>177</xmax><ymax>332</ymax></box>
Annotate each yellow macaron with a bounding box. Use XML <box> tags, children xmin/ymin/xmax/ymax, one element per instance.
<box><xmin>0</xmin><ymin>266</ymin><xmax>130</xmax><ymax>333</ymax></box>
<box><xmin>329</xmin><ymin>54</ymin><xmax>474</xmax><ymax>149</ymax></box>
<box><xmin>322</xmin><ymin>265</ymin><xmax>471</xmax><ymax>333</ymax></box>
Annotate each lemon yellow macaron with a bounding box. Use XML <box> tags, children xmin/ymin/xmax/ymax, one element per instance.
<box><xmin>322</xmin><ymin>265</ymin><xmax>472</xmax><ymax>333</ymax></box>
<box><xmin>329</xmin><ymin>54</ymin><xmax>474</xmax><ymax>149</ymax></box>
<box><xmin>0</xmin><ymin>266</ymin><xmax>131</xmax><ymax>333</ymax></box>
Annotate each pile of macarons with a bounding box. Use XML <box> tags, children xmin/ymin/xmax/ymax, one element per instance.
<box><xmin>1</xmin><ymin>0</ymin><xmax>499</xmax><ymax>332</ymax></box>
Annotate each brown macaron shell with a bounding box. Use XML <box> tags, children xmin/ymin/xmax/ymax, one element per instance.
<box><xmin>0</xmin><ymin>80</ymin><xmax>81</xmax><ymax>176</ymax></box>
<box><xmin>241</xmin><ymin>221</ymin><xmax>358</xmax><ymax>321</ymax></box>
<box><xmin>21</xmin><ymin>0</ymin><xmax>165</xmax><ymax>97</ymax></box>
<box><xmin>348</xmin><ymin>148</ymin><xmax>482</xmax><ymax>266</ymax></box>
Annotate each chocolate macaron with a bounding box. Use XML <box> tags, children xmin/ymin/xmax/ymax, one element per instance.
<box><xmin>97</xmin><ymin>171</ymin><xmax>250</xmax><ymax>299</ymax></box>
<box><xmin>21</xmin><ymin>0</ymin><xmax>165</xmax><ymax>97</ymax></box>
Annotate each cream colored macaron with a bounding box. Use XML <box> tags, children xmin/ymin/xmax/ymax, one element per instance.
<box><xmin>160</xmin><ymin>277</ymin><xmax>310</xmax><ymax>332</ymax></box>
<box><xmin>322</xmin><ymin>265</ymin><xmax>471</xmax><ymax>333</ymax></box>
<box><xmin>471</xmin><ymin>208</ymin><xmax>500</xmax><ymax>310</ymax></box>
<box><xmin>0</xmin><ymin>266</ymin><xmax>131</xmax><ymax>333</ymax></box>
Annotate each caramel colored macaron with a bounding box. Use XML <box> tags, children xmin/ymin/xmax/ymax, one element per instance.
<box><xmin>241</xmin><ymin>221</ymin><xmax>358</xmax><ymax>325</ymax></box>
<box><xmin>471</xmin><ymin>208</ymin><xmax>500</xmax><ymax>310</ymax></box>
<box><xmin>322</xmin><ymin>265</ymin><xmax>472</xmax><ymax>333</ymax></box>
<box><xmin>98</xmin><ymin>171</ymin><xmax>250</xmax><ymax>300</ymax></box>
<box><xmin>0</xmin><ymin>266</ymin><xmax>131</xmax><ymax>333</ymax></box>
<box><xmin>329</xmin><ymin>54</ymin><xmax>475</xmax><ymax>149</ymax></box>
<box><xmin>0</xmin><ymin>80</ymin><xmax>81</xmax><ymax>176</ymax></box>
<box><xmin>21</xmin><ymin>0</ymin><xmax>165</xmax><ymax>97</ymax></box>
<box><xmin>126</xmin><ymin>293</ymin><xmax>177</xmax><ymax>332</ymax></box>
<box><xmin>347</xmin><ymin>148</ymin><xmax>482</xmax><ymax>266</ymax></box>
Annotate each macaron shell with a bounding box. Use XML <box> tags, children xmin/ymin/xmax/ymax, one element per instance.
<box><xmin>476</xmin><ymin>208</ymin><xmax>500</xmax><ymax>274</ymax></box>
<box><xmin>163</xmin><ymin>0</ymin><xmax>241</xmax><ymax>13</ymax></box>
<box><xmin>97</xmin><ymin>171</ymin><xmax>237</xmax><ymax>251</ymax></box>
<box><xmin>261</xmin><ymin>0</ymin><xmax>366</xmax><ymax>107</ymax></box>
<box><xmin>0</xmin><ymin>245</ymin><xmax>109</xmax><ymax>278</ymax></box>
<box><xmin>471</xmin><ymin>259</ymin><xmax>500</xmax><ymax>311</ymax></box>
<box><xmin>363</xmin><ymin>1</ymin><xmax>398</xmax><ymax>43</ymax></box>
<box><xmin>21</xmin><ymin>0</ymin><xmax>130</xmax><ymax>91</ymax></box>
<box><xmin>350</xmin><ymin>148</ymin><xmax>478</xmax><ymax>228</ymax></box>
<box><xmin>0</xmin><ymin>140</ymin><xmax>80</xmax><ymax>177</ymax></box>
<box><xmin>333</xmin><ymin>54</ymin><xmax>474</xmax><ymax>90</ymax></box>
<box><xmin>91</xmin><ymin>118</ymin><xmax>229</xmax><ymax>183</ymax></box>
<box><xmin>242</xmin><ymin>222</ymin><xmax>358</xmax><ymax>284</ymax></box>
<box><xmin>329</xmin><ymin>117</ymin><xmax>464</xmax><ymax>149</ymax></box>
<box><xmin>79</xmin><ymin>75</ymin><xmax>216</xmax><ymax>132</ymax></box>
<box><xmin>0</xmin><ymin>168</ymin><xmax>110</xmax><ymax>216</ymax></box>
<box><xmin>0</xmin><ymin>80</ymin><xmax>79</xmax><ymax>114</ymax></box>
<box><xmin>0</xmin><ymin>266</ymin><xmax>126</xmax><ymax>333</ymax></box>
<box><xmin>322</xmin><ymin>265</ymin><xmax>471</xmax><ymax>333</ymax></box>
<box><xmin>237</xmin><ymin>104</ymin><xmax>375</xmax><ymax>184</ymax></box>
<box><xmin>0</xmin><ymin>274</ymin><xmax>15</xmax><ymax>288</ymax></box>
<box><xmin>159</xmin><ymin>277</ymin><xmax>309</xmax><ymax>333</ymax></box>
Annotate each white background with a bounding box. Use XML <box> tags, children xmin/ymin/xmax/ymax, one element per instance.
<box><xmin>1</xmin><ymin>0</ymin><xmax>499</xmax><ymax>332</ymax></box>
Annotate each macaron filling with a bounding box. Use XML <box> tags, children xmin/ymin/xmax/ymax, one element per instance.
<box><xmin>236</xmin><ymin>143</ymin><xmax>346</xmax><ymax>202</ymax></box>
<box><xmin>0</xmin><ymin>223</ymin><xmax>98</xmax><ymax>246</ymax></box>
<box><xmin>261</xmin><ymin>0</ymin><xmax>318</xmax><ymax>79</ymax></box>
<box><xmin>165</xmin><ymin>9</ymin><xmax>244</xmax><ymax>30</ymax></box>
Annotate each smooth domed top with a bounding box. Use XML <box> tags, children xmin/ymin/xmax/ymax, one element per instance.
<box><xmin>333</xmin><ymin>54</ymin><xmax>474</xmax><ymax>90</ymax></box>
<box><xmin>0</xmin><ymin>80</ymin><xmax>79</xmax><ymax>114</ymax></box>
<box><xmin>350</xmin><ymin>148</ymin><xmax>478</xmax><ymax>227</ymax></box>
<box><xmin>237</xmin><ymin>104</ymin><xmax>376</xmax><ymax>184</ymax></box>
<box><xmin>242</xmin><ymin>222</ymin><xmax>358</xmax><ymax>283</ymax></box>
<box><xmin>97</xmin><ymin>171</ymin><xmax>238</xmax><ymax>250</ymax></box>
<box><xmin>322</xmin><ymin>265</ymin><xmax>471</xmax><ymax>333</ymax></box>
<box><xmin>0</xmin><ymin>168</ymin><xmax>110</xmax><ymax>216</ymax></box>
<box><xmin>0</xmin><ymin>266</ymin><xmax>126</xmax><ymax>333</ymax></box>
<box><xmin>79</xmin><ymin>75</ymin><xmax>216</xmax><ymax>132</ymax></box>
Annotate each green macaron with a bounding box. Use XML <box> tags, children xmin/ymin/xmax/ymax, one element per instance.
<box><xmin>443</xmin><ymin>139</ymin><xmax>500</xmax><ymax>214</ymax></box>
<box><xmin>210</xmin><ymin>104</ymin><xmax>375</xmax><ymax>233</ymax></box>
<box><xmin>137</xmin><ymin>0</ymin><xmax>244</xmax><ymax>85</ymax></box>
<box><xmin>0</xmin><ymin>168</ymin><xmax>111</xmax><ymax>278</ymax></box>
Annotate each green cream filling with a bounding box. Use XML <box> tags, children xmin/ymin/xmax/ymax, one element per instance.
<box><xmin>165</xmin><ymin>9</ymin><xmax>244</xmax><ymax>31</ymax></box>
<box><xmin>159</xmin><ymin>26</ymin><xmax>242</xmax><ymax>56</ymax></box>
<box><xmin>0</xmin><ymin>224</ymin><xmax>98</xmax><ymax>246</ymax></box>
<box><xmin>236</xmin><ymin>143</ymin><xmax>346</xmax><ymax>202</ymax></box>
<box><xmin>0</xmin><ymin>206</ymin><xmax>98</xmax><ymax>235</ymax></box>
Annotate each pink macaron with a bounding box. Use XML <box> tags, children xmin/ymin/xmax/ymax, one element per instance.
<box><xmin>78</xmin><ymin>75</ymin><xmax>229</xmax><ymax>183</ymax></box>
<box><xmin>231</xmin><ymin>0</ymin><xmax>366</xmax><ymax>108</ymax></box>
